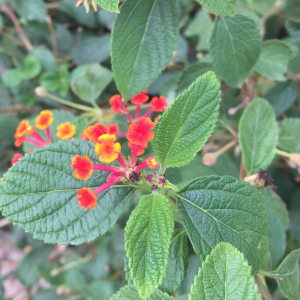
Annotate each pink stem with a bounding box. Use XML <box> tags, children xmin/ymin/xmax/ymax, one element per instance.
<box><xmin>30</xmin><ymin>132</ymin><xmax>46</xmax><ymax>143</ymax></box>
<box><xmin>93</xmin><ymin>164</ymin><xmax>122</xmax><ymax>172</ymax></box>
<box><xmin>93</xmin><ymin>182</ymin><xmax>115</xmax><ymax>196</ymax></box>
<box><xmin>134</xmin><ymin>161</ymin><xmax>149</xmax><ymax>172</ymax></box>
<box><xmin>116</xmin><ymin>131</ymin><xmax>129</xmax><ymax>137</ymax></box>
<box><xmin>117</xmin><ymin>153</ymin><xmax>128</xmax><ymax>168</ymax></box>
<box><xmin>130</xmin><ymin>144</ymin><xmax>139</xmax><ymax>167</ymax></box>
<box><xmin>45</xmin><ymin>127</ymin><xmax>51</xmax><ymax>143</ymax></box>
<box><xmin>136</xmin><ymin>105</ymin><xmax>140</xmax><ymax>119</ymax></box>
<box><xmin>142</xmin><ymin>108</ymin><xmax>154</xmax><ymax>118</ymax></box>
<box><xmin>126</xmin><ymin>112</ymin><xmax>134</xmax><ymax>122</ymax></box>
<box><xmin>23</xmin><ymin>137</ymin><xmax>46</xmax><ymax>147</ymax></box>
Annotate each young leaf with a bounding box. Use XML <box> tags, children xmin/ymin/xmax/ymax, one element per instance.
<box><xmin>189</xmin><ymin>242</ymin><xmax>261</xmax><ymax>300</ymax></box>
<box><xmin>111</xmin><ymin>0</ymin><xmax>179</xmax><ymax>100</ymax></box>
<box><xmin>94</xmin><ymin>0</ymin><xmax>119</xmax><ymax>12</ymax></box>
<box><xmin>210</xmin><ymin>15</ymin><xmax>261</xmax><ymax>88</ymax></box>
<box><xmin>3</xmin><ymin>69</ymin><xmax>23</xmax><ymax>88</ymax></box>
<box><xmin>21</xmin><ymin>57</ymin><xmax>42</xmax><ymax>80</ymax></box>
<box><xmin>125</xmin><ymin>194</ymin><xmax>174</xmax><ymax>300</ymax></box>
<box><xmin>285</xmin><ymin>19</ymin><xmax>300</xmax><ymax>40</ymax></box>
<box><xmin>152</xmin><ymin>71</ymin><xmax>221</xmax><ymax>168</ymax></box>
<box><xmin>239</xmin><ymin>98</ymin><xmax>278</xmax><ymax>175</ymax></box>
<box><xmin>196</xmin><ymin>0</ymin><xmax>236</xmax><ymax>16</ymax></box>
<box><xmin>110</xmin><ymin>285</ymin><xmax>173</xmax><ymax>300</ymax></box>
<box><xmin>264</xmin><ymin>81</ymin><xmax>298</xmax><ymax>117</ymax></box>
<box><xmin>71</xmin><ymin>64</ymin><xmax>113</xmax><ymax>103</ymax></box>
<box><xmin>160</xmin><ymin>229</ymin><xmax>188</xmax><ymax>294</ymax></box>
<box><xmin>0</xmin><ymin>139</ymin><xmax>134</xmax><ymax>245</ymax></box>
<box><xmin>176</xmin><ymin>175</ymin><xmax>269</xmax><ymax>273</ymax></box>
<box><xmin>264</xmin><ymin>249</ymin><xmax>300</xmax><ymax>300</ymax></box>
<box><xmin>254</xmin><ymin>41</ymin><xmax>295</xmax><ymax>81</ymax></box>
<box><xmin>278</xmin><ymin>118</ymin><xmax>300</xmax><ymax>153</ymax></box>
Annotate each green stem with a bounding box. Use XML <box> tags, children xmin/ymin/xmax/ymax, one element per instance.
<box><xmin>254</xmin><ymin>274</ymin><xmax>273</xmax><ymax>300</ymax></box>
<box><xmin>43</xmin><ymin>91</ymin><xmax>95</xmax><ymax>112</ymax></box>
<box><xmin>275</xmin><ymin>148</ymin><xmax>291</xmax><ymax>158</ymax></box>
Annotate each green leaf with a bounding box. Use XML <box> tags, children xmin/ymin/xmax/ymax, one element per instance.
<box><xmin>264</xmin><ymin>249</ymin><xmax>300</xmax><ymax>300</ymax></box>
<box><xmin>30</xmin><ymin>47</ymin><xmax>58</xmax><ymax>72</ymax></box>
<box><xmin>111</xmin><ymin>0</ymin><xmax>179</xmax><ymax>100</ymax></box>
<box><xmin>160</xmin><ymin>229</ymin><xmax>188</xmax><ymax>294</ymax></box>
<box><xmin>278</xmin><ymin>118</ymin><xmax>300</xmax><ymax>153</ymax></box>
<box><xmin>21</xmin><ymin>57</ymin><xmax>42</xmax><ymax>79</ymax></box>
<box><xmin>239</xmin><ymin>98</ymin><xmax>278</xmax><ymax>175</ymax></box>
<box><xmin>12</xmin><ymin>0</ymin><xmax>47</xmax><ymax>23</ymax></box>
<box><xmin>40</xmin><ymin>72</ymin><xmax>59</xmax><ymax>92</ymax></box>
<box><xmin>176</xmin><ymin>175</ymin><xmax>269</xmax><ymax>273</ymax></box>
<box><xmin>0</xmin><ymin>139</ymin><xmax>134</xmax><ymax>245</ymax></box>
<box><xmin>73</xmin><ymin>117</ymin><xmax>89</xmax><ymax>138</ymax></box>
<box><xmin>94</xmin><ymin>0</ymin><xmax>119</xmax><ymax>12</ymax></box>
<box><xmin>3</xmin><ymin>69</ymin><xmax>23</xmax><ymax>88</ymax></box>
<box><xmin>285</xmin><ymin>19</ymin><xmax>300</xmax><ymax>40</ymax></box>
<box><xmin>196</xmin><ymin>0</ymin><xmax>236</xmax><ymax>16</ymax></box>
<box><xmin>254</xmin><ymin>41</ymin><xmax>295</xmax><ymax>81</ymax></box>
<box><xmin>175</xmin><ymin>62</ymin><xmax>214</xmax><ymax>95</ymax></box>
<box><xmin>152</xmin><ymin>71</ymin><xmax>221</xmax><ymax>168</ymax></box>
<box><xmin>189</xmin><ymin>242</ymin><xmax>261</xmax><ymax>300</ymax></box>
<box><xmin>210</xmin><ymin>15</ymin><xmax>261</xmax><ymax>88</ymax></box>
<box><xmin>264</xmin><ymin>81</ymin><xmax>298</xmax><ymax>117</ymax></box>
<box><xmin>71</xmin><ymin>64</ymin><xmax>113</xmax><ymax>103</ymax></box>
<box><xmin>16</xmin><ymin>246</ymin><xmax>53</xmax><ymax>286</ymax></box>
<box><xmin>110</xmin><ymin>285</ymin><xmax>173</xmax><ymax>300</ymax></box>
<box><xmin>125</xmin><ymin>194</ymin><xmax>174</xmax><ymax>299</ymax></box>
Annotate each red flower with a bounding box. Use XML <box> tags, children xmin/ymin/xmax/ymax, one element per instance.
<box><xmin>127</xmin><ymin>117</ymin><xmax>155</xmax><ymax>146</ymax></box>
<box><xmin>79</xmin><ymin>134</ymin><xmax>89</xmax><ymax>140</ymax></box>
<box><xmin>150</xmin><ymin>96</ymin><xmax>168</xmax><ymax>112</ymax></box>
<box><xmin>14</xmin><ymin>120</ymin><xmax>35</xmax><ymax>139</ymax></box>
<box><xmin>57</xmin><ymin>122</ymin><xmax>76</xmax><ymax>140</ymax></box>
<box><xmin>84</xmin><ymin>123</ymin><xmax>119</xmax><ymax>144</ymax></box>
<box><xmin>128</xmin><ymin>141</ymin><xmax>147</xmax><ymax>156</ymax></box>
<box><xmin>94</xmin><ymin>134</ymin><xmax>121</xmax><ymax>163</ymax></box>
<box><xmin>131</xmin><ymin>90</ymin><xmax>149</xmax><ymax>105</ymax></box>
<box><xmin>36</xmin><ymin>110</ymin><xmax>54</xmax><ymax>129</ymax></box>
<box><xmin>71</xmin><ymin>155</ymin><xmax>93</xmax><ymax>181</ymax></box>
<box><xmin>76</xmin><ymin>188</ymin><xmax>97</xmax><ymax>210</ymax></box>
<box><xmin>109</xmin><ymin>95</ymin><xmax>127</xmax><ymax>114</ymax></box>
<box><xmin>146</xmin><ymin>156</ymin><xmax>159</xmax><ymax>169</ymax></box>
<box><xmin>11</xmin><ymin>153</ymin><xmax>23</xmax><ymax>164</ymax></box>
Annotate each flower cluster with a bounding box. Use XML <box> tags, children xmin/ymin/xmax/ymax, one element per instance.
<box><xmin>12</xmin><ymin>110</ymin><xmax>77</xmax><ymax>165</ymax></box>
<box><xmin>75</xmin><ymin>0</ymin><xmax>98</xmax><ymax>13</ymax></box>
<box><xmin>71</xmin><ymin>117</ymin><xmax>161</xmax><ymax>210</ymax></box>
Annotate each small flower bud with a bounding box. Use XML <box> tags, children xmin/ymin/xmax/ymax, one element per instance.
<box><xmin>203</xmin><ymin>153</ymin><xmax>217</xmax><ymax>166</ymax></box>
<box><xmin>290</xmin><ymin>153</ymin><xmax>300</xmax><ymax>167</ymax></box>
<box><xmin>147</xmin><ymin>174</ymin><xmax>154</xmax><ymax>184</ymax></box>
<box><xmin>35</xmin><ymin>86</ymin><xmax>47</xmax><ymax>97</ymax></box>
<box><xmin>158</xmin><ymin>178</ymin><xmax>166</xmax><ymax>185</ymax></box>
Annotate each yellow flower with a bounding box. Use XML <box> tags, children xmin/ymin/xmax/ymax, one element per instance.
<box><xmin>76</xmin><ymin>0</ymin><xmax>98</xmax><ymax>13</ymax></box>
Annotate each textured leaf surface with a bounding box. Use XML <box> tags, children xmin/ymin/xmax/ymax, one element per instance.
<box><xmin>264</xmin><ymin>81</ymin><xmax>298</xmax><ymax>117</ymax></box>
<box><xmin>278</xmin><ymin>118</ymin><xmax>300</xmax><ymax>153</ymax></box>
<box><xmin>152</xmin><ymin>72</ymin><xmax>221</xmax><ymax>168</ymax></box>
<box><xmin>285</xmin><ymin>19</ymin><xmax>300</xmax><ymax>40</ymax></box>
<box><xmin>254</xmin><ymin>41</ymin><xmax>294</xmax><ymax>81</ymax></box>
<box><xmin>196</xmin><ymin>0</ymin><xmax>236</xmax><ymax>16</ymax></box>
<box><xmin>125</xmin><ymin>194</ymin><xmax>173</xmax><ymax>299</ymax></box>
<box><xmin>111</xmin><ymin>0</ymin><xmax>178</xmax><ymax>100</ymax></box>
<box><xmin>0</xmin><ymin>139</ymin><xmax>134</xmax><ymax>245</ymax></box>
<box><xmin>210</xmin><ymin>15</ymin><xmax>261</xmax><ymax>88</ymax></box>
<box><xmin>160</xmin><ymin>229</ymin><xmax>188</xmax><ymax>294</ymax></box>
<box><xmin>110</xmin><ymin>285</ymin><xmax>173</xmax><ymax>300</ymax></box>
<box><xmin>239</xmin><ymin>98</ymin><xmax>278</xmax><ymax>175</ymax></box>
<box><xmin>189</xmin><ymin>242</ymin><xmax>261</xmax><ymax>300</ymax></box>
<box><xmin>71</xmin><ymin>64</ymin><xmax>113</xmax><ymax>103</ymax></box>
<box><xmin>94</xmin><ymin>0</ymin><xmax>119</xmax><ymax>12</ymax></box>
<box><xmin>176</xmin><ymin>175</ymin><xmax>269</xmax><ymax>273</ymax></box>
<box><xmin>265</xmin><ymin>249</ymin><xmax>300</xmax><ymax>300</ymax></box>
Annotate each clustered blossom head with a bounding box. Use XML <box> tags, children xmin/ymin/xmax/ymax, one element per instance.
<box><xmin>57</xmin><ymin>122</ymin><xmax>76</xmax><ymax>140</ymax></box>
<box><xmin>84</xmin><ymin>123</ymin><xmax>119</xmax><ymax>144</ymax></box>
<box><xmin>71</xmin><ymin>116</ymin><xmax>160</xmax><ymax>210</ymax></box>
<box><xmin>109</xmin><ymin>95</ymin><xmax>128</xmax><ymax>115</ymax></box>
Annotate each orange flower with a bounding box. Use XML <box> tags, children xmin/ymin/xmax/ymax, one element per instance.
<box><xmin>131</xmin><ymin>90</ymin><xmax>149</xmax><ymax>105</ymax></box>
<box><xmin>85</xmin><ymin>123</ymin><xmax>119</xmax><ymax>143</ymax></box>
<box><xmin>128</xmin><ymin>141</ymin><xmax>147</xmax><ymax>156</ymax></box>
<box><xmin>56</xmin><ymin>122</ymin><xmax>76</xmax><ymax>140</ymax></box>
<box><xmin>127</xmin><ymin>117</ymin><xmax>155</xmax><ymax>146</ymax></box>
<box><xmin>36</xmin><ymin>110</ymin><xmax>54</xmax><ymax>129</ymax></box>
<box><xmin>94</xmin><ymin>134</ymin><xmax>121</xmax><ymax>163</ymax></box>
<box><xmin>14</xmin><ymin>120</ymin><xmax>35</xmax><ymax>139</ymax></box>
<box><xmin>11</xmin><ymin>153</ymin><xmax>23</xmax><ymax>164</ymax></box>
<box><xmin>146</xmin><ymin>156</ymin><xmax>159</xmax><ymax>169</ymax></box>
<box><xmin>71</xmin><ymin>155</ymin><xmax>93</xmax><ymax>181</ymax></box>
<box><xmin>76</xmin><ymin>187</ymin><xmax>97</xmax><ymax>210</ymax></box>
<box><xmin>15</xmin><ymin>137</ymin><xmax>25</xmax><ymax>147</ymax></box>
<box><xmin>79</xmin><ymin>134</ymin><xmax>89</xmax><ymax>140</ymax></box>
<box><xmin>150</xmin><ymin>96</ymin><xmax>168</xmax><ymax>112</ymax></box>
<box><xmin>154</xmin><ymin>115</ymin><xmax>160</xmax><ymax>122</ymax></box>
<box><xmin>109</xmin><ymin>95</ymin><xmax>127</xmax><ymax>114</ymax></box>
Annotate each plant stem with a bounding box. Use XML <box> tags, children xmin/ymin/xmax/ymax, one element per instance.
<box><xmin>254</xmin><ymin>274</ymin><xmax>273</xmax><ymax>300</ymax></box>
<box><xmin>46</xmin><ymin>15</ymin><xmax>58</xmax><ymax>57</ymax></box>
<box><xmin>275</xmin><ymin>148</ymin><xmax>291</xmax><ymax>158</ymax></box>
